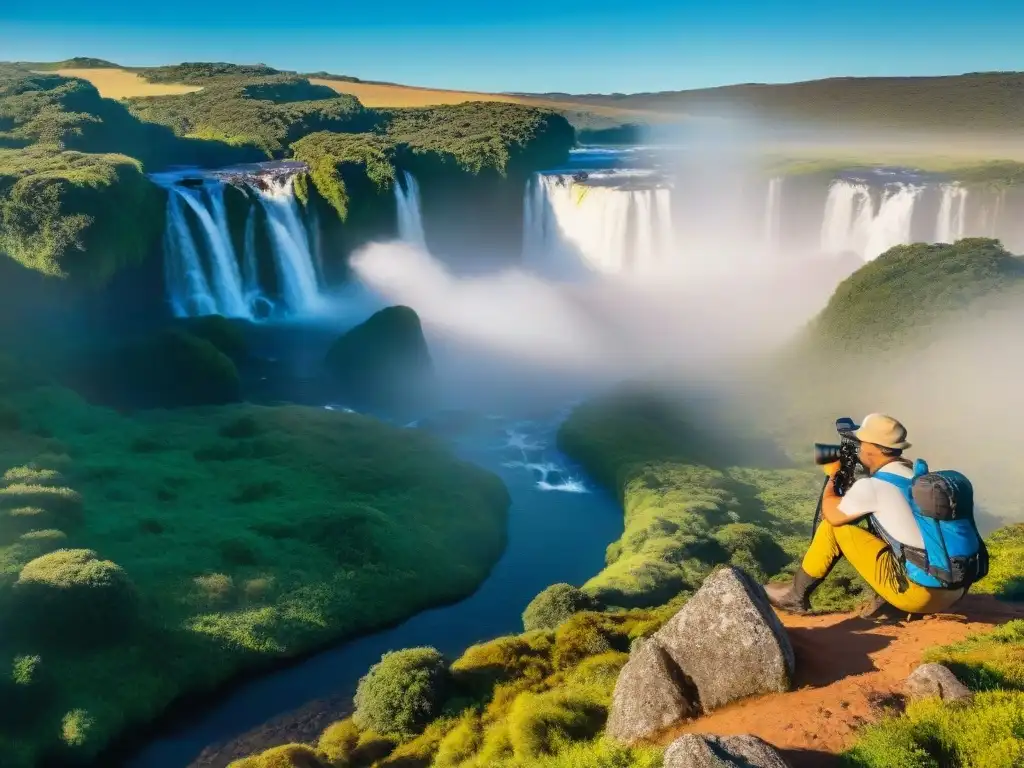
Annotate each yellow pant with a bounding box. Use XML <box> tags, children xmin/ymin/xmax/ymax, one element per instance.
<box><xmin>802</xmin><ymin>521</ymin><xmax>965</xmax><ymax>614</ymax></box>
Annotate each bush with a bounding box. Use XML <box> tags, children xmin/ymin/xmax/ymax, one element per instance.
<box><xmin>0</xmin><ymin>483</ymin><xmax>82</xmax><ymax>533</ymax></box>
<box><xmin>228</xmin><ymin>743</ymin><xmax>329</xmax><ymax>768</ymax></box>
<box><xmin>317</xmin><ymin>718</ymin><xmax>360</xmax><ymax>765</ymax></box>
<box><xmin>2</xmin><ymin>466</ymin><xmax>64</xmax><ymax>487</ymax></box>
<box><xmin>434</xmin><ymin>712</ymin><xmax>483</xmax><ymax>768</ymax></box>
<box><xmin>843</xmin><ymin>691</ymin><xmax>1024</xmax><ymax>768</ymax></box>
<box><xmin>81</xmin><ymin>329</ymin><xmax>241</xmax><ymax>408</ymax></box>
<box><xmin>451</xmin><ymin>632</ymin><xmax>554</xmax><ymax>696</ymax></box>
<box><xmin>506</xmin><ymin>689</ymin><xmax>606</xmax><ymax>760</ymax></box>
<box><xmin>354</xmin><ymin>647</ymin><xmax>449</xmax><ymax>739</ymax></box>
<box><xmin>12</xmin><ymin>548</ymin><xmax>137</xmax><ymax>645</ymax></box>
<box><xmin>522</xmin><ymin>583</ymin><xmax>601</xmax><ymax>631</ymax></box>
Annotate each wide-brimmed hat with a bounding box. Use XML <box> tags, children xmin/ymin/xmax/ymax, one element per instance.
<box><xmin>851</xmin><ymin>413</ymin><xmax>912</xmax><ymax>450</ymax></box>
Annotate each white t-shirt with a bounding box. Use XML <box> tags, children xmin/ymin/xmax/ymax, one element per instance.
<box><xmin>837</xmin><ymin>462</ymin><xmax>926</xmax><ymax>549</ymax></box>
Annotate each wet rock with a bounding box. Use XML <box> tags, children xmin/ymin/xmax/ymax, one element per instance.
<box><xmin>606</xmin><ymin>637</ymin><xmax>698</xmax><ymax>744</ymax></box>
<box><xmin>654</xmin><ymin>566</ymin><xmax>795</xmax><ymax>711</ymax></box>
<box><xmin>904</xmin><ymin>663</ymin><xmax>973</xmax><ymax>704</ymax></box>
<box><xmin>663</xmin><ymin>734</ymin><xmax>792</xmax><ymax>768</ymax></box>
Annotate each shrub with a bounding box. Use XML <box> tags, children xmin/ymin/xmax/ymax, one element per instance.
<box><xmin>13</xmin><ymin>549</ymin><xmax>137</xmax><ymax>645</ymax></box>
<box><xmin>843</xmin><ymin>691</ymin><xmax>1024</xmax><ymax>768</ymax></box>
<box><xmin>522</xmin><ymin>583</ymin><xmax>601</xmax><ymax>631</ymax></box>
<box><xmin>228</xmin><ymin>743</ymin><xmax>329</xmax><ymax>768</ymax></box>
<box><xmin>433</xmin><ymin>712</ymin><xmax>483</xmax><ymax>768</ymax></box>
<box><xmin>317</xmin><ymin>718</ymin><xmax>360</xmax><ymax>765</ymax></box>
<box><xmin>451</xmin><ymin>632</ymin><xmax>554</xmax><ymax>697</ymax></box>
<box><xmin>2</xmin><ymin>466</ymin><xmax>64</xmax><ymax>487</ymax></box>
<box><xmin>506</xmin><ymin>689</ymin><xmax>606</xmax><ymax>760</ymax></box>
<box><xmin>354</xmin><ymin>647</ymin><xmax>449</xmax><ymax>739</ymax></box>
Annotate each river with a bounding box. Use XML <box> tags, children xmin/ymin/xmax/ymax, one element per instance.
<box><xmin>123</xmin><ymin>315</ymin><xmax>624</xmax><ymax>767</ymax></box>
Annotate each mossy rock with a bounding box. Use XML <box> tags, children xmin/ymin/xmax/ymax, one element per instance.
<box><xmin>178</xmin><ymin>315</ymin><xmax>250</xmax><ymax>361</ymax></box>
<box><xmin>324</xmin><ymin>306</ymin><xmax>433</xmax><ymax>411</ymax></box>
<box><xmin>12</xmin><ymin>549</ymin><xmax>138</xmax><ymax>646</ymax></box>
<box><xmin>76</xmin><ymin>329</ymin><xmax>241</xmax><ymax>408</ymax></box>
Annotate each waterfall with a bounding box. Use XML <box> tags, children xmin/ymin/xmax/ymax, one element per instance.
<box><xmin>935</xmin><ymin>184</ymin><xmax>969</xmax><ymax>243</ymax></box>
<box><xmin>254</xmin><ymin>176</ymin><xmax>322</xmax><ymax>315</ymax></box>
<box><xmin>175</xmin><ymin>186</ymin><xmax>250</xmax><ymax>317</ymax></box>
<box><xmin>522</xmin><ymin>173</ymin><xmax>674</xmax><ymax>276</ymax></box>
<box><xmin>763</xmin><ymin>177</ymin><xmax>784</xmax><ymax>253</ymax></box>
<box><xmin>241</xmin><ymin>205</ymin><xmax>261</xmax><ymax>301</ymax></box>
<box><xmin>164</xmin><ymin>191</ymin><xmax>218</xmax><ymax>318</ymax></box>
<box><xmin>820</xmin><ymin>180</ymin><xmax>924</xmax><ymax>261</ymax></box>
<box><xmin>395</xmin><ymin>171</ymin><xmax>427</xmax><ymax>248</ymax></box>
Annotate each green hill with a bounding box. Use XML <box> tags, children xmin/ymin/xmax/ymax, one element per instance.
<box><xmin>527</xmin><ymin>72</ymin><xmax>1024</xmax><ymax>134</ymax></box>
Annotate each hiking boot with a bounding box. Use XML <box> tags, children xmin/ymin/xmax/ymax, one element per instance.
<box><xmin>765</xmin><ymin>568</ymin><xmax>823</xmax><ymax>615</ymax></box>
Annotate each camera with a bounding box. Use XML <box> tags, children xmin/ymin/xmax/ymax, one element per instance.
<box><xmin>812</xmin><ymin>417</ymin><xmax>862</xmax><ymax>497</ymax></box>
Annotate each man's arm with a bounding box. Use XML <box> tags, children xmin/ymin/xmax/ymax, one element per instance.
<box><xmin>820</xmin><ymin>474</ymin><xmax>875</xmax><ymax>527</ymax></box>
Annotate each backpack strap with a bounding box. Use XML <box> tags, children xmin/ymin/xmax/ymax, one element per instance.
<box><xmin>873</xmin><ymin>464</ymin><xmax>949</xmax><ymax>589</ymax></box>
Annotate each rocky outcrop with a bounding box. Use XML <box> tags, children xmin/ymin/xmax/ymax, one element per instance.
<box><xmin>607</xmin><ymin>567</ymin><xmax>795</xmax><ymax>744</ymax></box>
<box><xmin>654</xmin><ymin>566</ymin><xmax>795</xmax><ymax>711</ymax></box>
<box><xmin>904</xmin><ymin>663</ymin><xmax>973</xmax><ymax>704</ymax></box>
<box><xmin>605</xmin><ymin>638</ymin><xmax>698</xmax><ymax>743</ymax></box>
<box><xmin>663</xmin><ymin>734</ymin><xmax>792</xmax><ymax>768</ymax></box>
<box><xmin>323</xmin><ymin>305</ymin><xmax>433</xmax><ymax>411</ymax></box>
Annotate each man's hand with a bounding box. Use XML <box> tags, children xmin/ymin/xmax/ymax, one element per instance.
<box><xmin>819</xmin><ymin>467</ymin><xmax>852</xmax><ymax>527</ymax></box>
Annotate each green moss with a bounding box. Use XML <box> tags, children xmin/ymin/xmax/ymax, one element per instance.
<box><xmin>126</xmin><ymin>76</ymin><xmax>377</xmax><ymax>157</ymax></box>
<box><xmin>0</xmin><ymin>382</ymin><xmax>509</xmax><ymax>765</ymax></box>
<box><xmin>290</xmin><ymin>132</ymin><xmax>396</xmax><ymax>219</ymax></box>
<box><xmin>0</xmin><ymin>144</ymin><xmax>162</xmax><ymax>284</ymax></box>
<box><xmin>843</xmin><ymin>691</ymin><xmax>1024</xmax><ymax>768</ymax></box>
<box><xmin>805</xmin><ymin>238</ymin><xmax>1024</xmax><ymax>354</ymax></box>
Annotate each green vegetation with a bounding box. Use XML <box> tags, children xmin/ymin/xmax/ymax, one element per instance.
<box><xmin>522</xmin><ymin>584</ymin><xmax>601</xmax><ymax>632</ymax></box>
<box><xmin>126</xmin><ymin>76</ymin><xmax>377</xmax><ymax>156</ymax></box>
<box><xmin>804</xmin><ymin>238</ymin><xmax>1024</xmax><ymax>354</ymax></box>
<box><xmin>291</xmin><ymin>132</ymin><xmax>396</xmax><ymax>219</ymax></box>
<box><xmin>844</xmin><ymin>620</ymin><xmax>1024</xmax><ymax>768</ymax></box>
<box><xmin>0</xmin><ymin>63</ymin><xmax>575</xmax><ymax>284</ymax></box>
<box><xmin>0</xmin><ymin>361</ymin><xmax>510</xmax><ymax>766</ymax></box>
<box><xmin>354</xmin><ymin>648</ymin><xmax>450</xmax><ymax>738</ymax></box>
<box><xmin>544</xmin><ymin>72</ymin><xmax>1024</xmax><ymax>134</ymax></box>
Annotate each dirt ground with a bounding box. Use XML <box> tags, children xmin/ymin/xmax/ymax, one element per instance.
<box><xmin>657</xmin><ymin>595</ymin><xmax>1024</xmax><ymax>767</ymax></box>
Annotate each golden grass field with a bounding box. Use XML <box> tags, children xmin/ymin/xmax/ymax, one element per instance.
<box><xmin>42</xmin><ymin>66</ymin><xmax>656</xmax><ymax>119</ymax></box>
<box><xmin>51</xmin><ymin>68</ymin><xmax>202</xmax><ymax>97</ymax></box>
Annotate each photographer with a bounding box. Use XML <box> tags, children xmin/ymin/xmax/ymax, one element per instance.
<box><xmin>765</xmin><ymin>414</ymin><xmax>968</xmax><ymax>616</ymax></box>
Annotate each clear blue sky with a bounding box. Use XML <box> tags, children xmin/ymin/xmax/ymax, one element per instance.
<box><xmin>1</xmin><ymin>1</ymin><xmax>1021</xmax><ymax>94</ymax></box>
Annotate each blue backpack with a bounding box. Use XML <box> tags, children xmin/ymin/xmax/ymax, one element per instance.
<box><xmin>873</xmin><ymin>459</ymin><xmax>989</xmax><ymax>590</ymax></box>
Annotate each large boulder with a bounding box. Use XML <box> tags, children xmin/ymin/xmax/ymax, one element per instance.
<box><xmin>323</xmin><ymin>305</ymin><xmax>433</xmax><ymax>411</ymax></box>
<box><xmin>663</xmin><ymin>734</ymin><xmax>791</xmax><ymax>768</ymax></box>
<box><xmin>654</xmin><ymin>566</ymin><xmax>795</xmax><ymax>711</ymax></box>
<box><xmin>605</xmin><ymin>637</ymin><xmax>698</xmax><ymax>744</ymax></box>
<box><xmin>903</xmin><ymin>663</ymin><xmax>973</xmax><ymax>705</ymax></box>
<box><xmin>607</xmin><ymin>567</ymin><xmax>795</xmax><ymax>744</ymax></box>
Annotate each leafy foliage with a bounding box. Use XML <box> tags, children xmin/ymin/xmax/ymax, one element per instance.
<box><xmin>126</xmin><ymin>76</ymin><xmax>377</xmax><ymax>156</ymax></box>
<box><xmin>290</xmin><ymin>131</ymin><xmax>396</xmax><ymax>219</ymax></box>
<box><xmin>354</xmin><ymin>648</ymin><xmax>450</xmax><ymax>738</ymax></box>
<box><xmin>806</xmin><ymin>238</ymin><xmax>1024</xmax><ymax>353</ymax></box>
<box><xmin>522</xmin><ymin>584</ymin><xmax>601</xmax><ymax>632</ymax></box>
<box><xmin>134</xmin><ymin>62</ymin><xmax>284</xmax><ymax>84</ymax></box>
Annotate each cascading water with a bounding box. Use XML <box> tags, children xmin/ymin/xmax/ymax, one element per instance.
<box><xmin>154</xmin><ymin>164</ymin><xmax>323</xmax><ymax>319</ymax></box>
<box><xmin>253</xmin><ymin>176</ymin><xmax>322</xmax><ymax>315</ymax></box>
<box><xmin>820</xmin><ymin>180</ymin><xmax>924</xmax><ymax>261</ymax></box>
<box><xmin>174</xmin><ymin>186</ymin><xmax>250</xmax><ymax>317</ymax></box>
<box><xmin>522</xmin><ymin>173</ymin><xmax>674</xmax><ymax>276</ymax></box>
<box><xmin>935</xmin><ymin>184</ymin><xmax>969</xmax><ymax>243</ymax></box>
<box><xmin>763</xmin><ymin>177</ymin><xmax>784</xmax><ymax>255</ymax></box>
<box><xmin>164</xmin><ymin>191</ymin><xmax>218</xmax><ymax>318</ymax></box>
<box><xmin>395</xmin><ymin>171</ymin><xmax>427</xmax><ymax>248</ymax></box>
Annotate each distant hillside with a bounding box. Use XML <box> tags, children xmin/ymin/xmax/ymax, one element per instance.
<box><xmin>523</xmin><ymin>72</ymin><xmax>1024</xmax><ymax>134</ymax></box>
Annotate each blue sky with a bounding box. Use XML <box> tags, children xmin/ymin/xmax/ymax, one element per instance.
<box><xmin>1</xmin><ymin>1</ymin><xmax>1021</xmax><ymax>94</ymax></box>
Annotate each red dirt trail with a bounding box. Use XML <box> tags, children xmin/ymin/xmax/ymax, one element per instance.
<box><xmin>657</xmin><ymin>595</ymin><xmax>1024</xmax><ymax>767</ymax></box>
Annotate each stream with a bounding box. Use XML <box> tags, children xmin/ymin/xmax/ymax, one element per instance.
<box><xmin>124</xmin><ymin>316</ymin><xmax>624</xmax><ymax>767</ymax></box>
